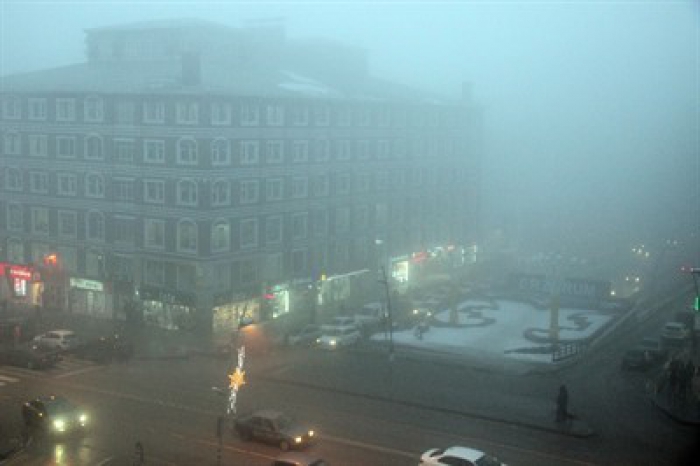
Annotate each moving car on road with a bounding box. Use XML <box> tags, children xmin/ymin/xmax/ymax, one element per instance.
<box><xmin>638</xmin><ymin>337</ymin><xmax>668</xmax><ymax>362</ymax></box>
<box><xmin>316</xmin><ymin>325</ymin><xmax>361</xmax><ymax>349</ymax></box>
<box><xmin>660</xmin><ymin>322</ymin><xmax>690</xmax><ymax>345</ymax></box>
<box><xmin>621</xmin><ymin>347</ymin><xmax>653</xmax><ymax>370</ymax></box>
<box><xmin>272</xmin><ymin>452</ymin><xmax>329</xmax><ymax>466</ymax></box>
<box><xmin>22</xmin><ymin>395</ymin><xmax>89</xmax><ymax>436</ymax></box>
<box><xmin>75</xmin><ymin>333</ymin><xmax>134</xmax><ymax>363</ymax></box>
<box><xmin>420</xmin><ymin>445</ymin><xmax>506</xmax><ymax>466</ymax></box>
<box><xmin>0</xmin><ymin>343</ymin><xmax>60</xmax><ymax>370</ymax></box>
<box><xmin>287</xmin><ymin>325</ymin><xmax>323</xmax><ymax>346</ymax></box>
<box><xmin>32</xmin><ymin>330</ymin><xmax>80</xmax><ymax>351</ymax></box>
<box><xmin>235</xmin><ymin>410</ymin><xmax>315</xmax><ymax>451</ymax></box>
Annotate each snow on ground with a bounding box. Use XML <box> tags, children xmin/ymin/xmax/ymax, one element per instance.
<box><xmin>371</xmin><ymin>299</ymin><xmax>614</xmax><ymax>363</ymax></box>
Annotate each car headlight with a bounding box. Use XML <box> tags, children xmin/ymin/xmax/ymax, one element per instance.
<box><xmin>295</xmin><ymin>436</ymin><xmax>303</xmax><ymax>443</ymax></box>
<box><xmin>53</xmin><ymin>419</ymin><xmax>66</xmax><ymax>431</ymax></box>
<box><xmin>79</xmin><ymin>413</ymin><xmax>88</xmax><ymax>425</ymax></box>
<box><xmin>330</xmin><ymin>340</ymin><xmax>336</xmax><ymax>346</ymax></box>
<box><xmin>308</xmin><ymin>430</ymin><xmax>315</xmax><ymax>437</ymax></box>
<box><xmin>413</xmin><ymin>309</ymin><xmax>419</xmax><ymax>315</ymax></box>
<box><xmin>316</xmin><ymin>338</ymin><xmax>321</xmax><ymax>343</ymax></box>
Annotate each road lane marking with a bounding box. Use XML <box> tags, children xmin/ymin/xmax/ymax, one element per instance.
<box><xmin>95</xmin><ymin>457</ymin><xmax>114</xmax><ymax>466</ymax></box>
<box><xmin>53</xmin><ymin>365</ymin><xmax>103</xmax><ymax>379</ymax></box>
<box><xmin>321</xmin><ymin>433</ymin><xmax>416</xmax><ymax>459</ymax></box>
<box><xmin>0</xmin><ymin>374</ymin><xmax>19</xmax><ymax>382</ymax></box>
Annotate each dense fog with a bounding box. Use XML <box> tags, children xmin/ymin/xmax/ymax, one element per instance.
<box><xmin>2</xmin><ymin>0</ymin><xmax>697</xmax><ymax>256</ymax></box>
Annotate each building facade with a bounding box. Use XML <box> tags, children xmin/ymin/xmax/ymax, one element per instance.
<box><xmin>0</xmin><ymin>19</ymin><xmax>482</xmax><ymax>338</ymax></box>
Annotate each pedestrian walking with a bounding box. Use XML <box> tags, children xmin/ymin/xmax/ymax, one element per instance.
<box><xmin>556</xmin><ymin>384</ymin><xmax>569</xmax><ymax>423</ymax></box>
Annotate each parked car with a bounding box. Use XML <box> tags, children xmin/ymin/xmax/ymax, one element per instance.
<box><xmin>32</xmin><ymin>330</ymin><xmax>79</xmax><ymax>351</ymax></box>
<box><xmin>287</xmin><ymin>325</ymin><xmax>323</xmax><ymax>346</ymax></box>
<box><xmin>638</xmin><ymin>337</ymin><xmax>668</xmax><ymax>362</ymax></box>
<box><xmin>74</xmin><ymin>334</ymin><xmax>134</xmax><ymax>363</ymax></box>
<box><xmin>22</xmin><ymin>395</ymin><xmax>89</xmax><ymax>436</ymax></box>
<box><xmin>234</xmin><ymin>410</ymin><xmax>315</xmax><ymax>451</ymax></box>
<box><xmin>316</xmin><ymin>325</ymin><xmax>361</xmax><ymax>349</ymax></box>
<box><xmin>272</xmin><ymin>452</ymin><xmax>329</xmax><ymax>466</ymax></box>
<box><xmin>420</xmin><ymin>445</ymin><xmax>505</xmax><ymax>466</ymax></box>
<box><xmin>323</xmin><ymin>317</ymin><xmax>357</xmax><ymax>330</ymax></box>
<box><xmin>621</xmin><ymin>348</ymin><xmax>653</xmax><ymax>370</ymax></box>
<box><xmin>0</xmin><ymin>343</ymin><xmax>60</xmax><ymax>370</ymax></box>
<box><xmin>660</xmin><ymin>322</ymin><xmax>690</xmax><ymax>344</ymax></box>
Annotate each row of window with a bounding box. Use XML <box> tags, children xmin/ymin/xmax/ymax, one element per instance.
<box><xmin>4</xmin><ymin>204</ymin><xmax>389</xmax><ymax>254</ymax></box>
<box><xmin>2</xmin><ymin>168</ymin><xmax>436</xmax><ymax>204</ymax></box>
<box><xmin>0</xmin><ymin>132</ymin><xmax>457</xmax><ymax>164</ymax></box>
<box><xmin>0</xmin><ymin>94</ymin><xmax>462</xmax><ymax>128</ymax></box>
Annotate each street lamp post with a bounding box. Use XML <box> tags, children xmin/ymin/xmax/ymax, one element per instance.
<box><xmin>378</xmin><ymin>266</ymin><xmax>394</xmax><ymax>398</ymax></box>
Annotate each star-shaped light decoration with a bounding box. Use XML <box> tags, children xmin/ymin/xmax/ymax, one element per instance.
<box><xmin>228</xmin><ymin>367</ymin><xmax>246</xmax><ymax>389</ymax></box>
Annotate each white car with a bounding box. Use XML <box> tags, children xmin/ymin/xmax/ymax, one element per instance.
<box><xmin>316</xmin><ymin>325</ymin><xmax>361</xmax><ymax>349</ymax></box>
<box><xmin>323</xmin><ymin>317</ymin><xmax>357</xmax><ymax>330</ymax></box>
<box><xmin>33</xmin><ymin>330</ymin><xmax>79</xmax><ymax>351</ymax></box>
<box><xmin>661</xmin><ymin>322</ymin><xmax>690</xmax><ymax>342</ymax></box>
<box><xmin>420</xmin><ymin>446</ymin><xmax>505</xmax><ymax>466</ymax></box>
<box><xmin>353</xmin><ymin>302</ymin><xmax>386</xmax><ymax>328</ymax></box>
<box><xmin>287</xmin><ymin>325</ymin><xmax>323</xmax><ymax>346</ymax></box>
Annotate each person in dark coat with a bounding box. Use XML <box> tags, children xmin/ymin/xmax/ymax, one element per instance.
<box><xmin>556</xmin><ymin>384</ymin><xmax>569</xmax><ymax>422</ymax></box>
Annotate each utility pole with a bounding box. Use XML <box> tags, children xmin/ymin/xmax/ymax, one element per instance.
<box><xmin>378</xmin><ymin>266</ymin><xmax>395</xmax><ymax>399</ymax></box>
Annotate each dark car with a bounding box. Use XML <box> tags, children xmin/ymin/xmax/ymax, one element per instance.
<box><xmin>272</xmin><ymin>452</ymin><xmax>329</xmax><ymax>466</ymax></box>
<box><xmin>621</xmin><ymin>348</ymin><xmax>653</xmax><ymax>370</ymax></box>
<box><xmin>22</xmin><ymin>395</ymin><xmax>89</xmax><ymax>436</ymax></box>
<box><xmin>638</xmin><ymin>337</ymin><xmax>668</xmax><ymax>362</ymax></box>
<box><xmin>234</xmin><ymin>410</ymin><xmax>315</xmax><ymax>451</ymax></box>
<box><xmin>75</xmin><ymin>334</ymin><xmax>133</xmax><ymax>363</ymax></box>
<box><xmin>0</xmin><ymin>343</ymin><xmax>60</xmax><ymax>370</ymax></box>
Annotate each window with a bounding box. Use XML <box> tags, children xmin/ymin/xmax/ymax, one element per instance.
<box><xmin>211</xmin><ymin>180</ymin><xmax>230</xmax><ymax>206</ymax></box>
<box><xmin>291</xmin><ymin>140</ymin><xmax>309</xmax><ymax>163</ymax></box>
<box><xmin>28</xmin><ymin>135</ymin><xmax>48</xmax><ymax>157</ymax></box>
<box><xmin>291</xmin><ymin>177</ymin><xmax>308</xmax><ymax>199</ymax></box>
<box><xmin>357</xmin><ymin>172</ymin><xmax>371</xmax><ymax>193</ymax></box>
<box><xmin>177</xmin><ymin>179</ymin><xmax>198</xmax><ymax>206</ymax></box>
<box><xmin>313</xmin><ymin>210</ymin><xmax>328</xmax><ymax>237</ymax></box>
<box><xmin>337</xmin><ymin>107</ymin><xmax>351</xmax><ymax>126</ymax></box>
<box><xmin>266</xmin><ymin>140</ymin><xmax>284</xmax><ymax>164</ymax></box>
<box><xmin>393</xmin><ymin>139</ymin><xmax>407</xmax><ymax>159</ymax></box>
<box><xmin>177</xmin><ymin>219</ymin><xmax>198</xmax><ymax>253</ymax></box>
<box><xmin>240</xmin><ymin>218</ymin><xmax>258</xmax><ymax>249</ymax></box>
<box><xmin>377</xmin><ymin>140</ymin><xmax>390</xmax><ymax>160</ymax></box>
<box><xmin>114</xmin><ymin>139</ymin><xmax>135</xmax><ymax>162</ymax></box>
<box><xmin>378</xmin><ymin>107</ymin><xmax>391</xmax><ymax>127</ymax></box>
<box><xmin>2</xmin><ymin>96</ymin><xmax>21</xmax><ymax>119</ymax></box>
<box><xmin>266</xmin><ymin>104</ymin><xmax>284</xmax><ymax>126</ymax></box>
<box><xmin>211</xmin><ymin>102</ymin><xmax>231</xmax><ymax>125</ymax></box>
<box><xmin>240</xmin><ymin>103</ymin><xmax>259</xmax><ymax>126</ymax></box>
<box><xmin>335</xmin><ymin>206</ymin><xmax>350</xmax><ymax>233</ymax></box>
<box><xmin>3</xmin><ymin>131</ymin><xmax>21</xmax><ymax>155</ymax></box>
<box><xmin>87</xmin><ymin>211</ymin><xmax>105</xmax><ymax>241</ymax></box>
<box><xmin>7</xmin><ymin>203</ymin><xmax>23</xmax><ymax>231</ymax></box>
<box><xmin>314</xmin><ymin>139</ymin><xmax>330</xmax><ymax>162</ymax></box>
<box><xmin>211</xmin><ymin>219</ymin><xmax>230</xmax><ymax>252</ymax></box>
<box><xmin>85</xmin><ymin>135</ymin><xmax>103</xmax><ymax>159</ymax></box>
<box><xmin>291</xmin><ymin>106</ymin><xmax>309</xmax><ymax>126</ymax></box>
<box><xmin>144</xmin><ymin>140</ymin><xmax>165</xmax><ymax>163</ymax></box>
<box><xmin>239</xmin><ymin>180</ymin><xmax>259</xmax><ymax>204</ymax></box>
<box><xmin>376</xmin><ymin>171</ymin><xmax>389</xmax><ymax>190</ymax></box>
<box><xmin>85</xmin><ymin>173</ymin><xmax>104</xmax><ymax>198</ymax></box>
<box><xmin>292</xmin><ymin>213</ymin><xmax>307</xmax><ymax>240</ymax></box>
<box><xmin>143</xmin><ymin>101</ymin><xmax>165</xmax><ymax>123</ymax></box>
<box><xmin>176</xmin><ymin>101</ymin><xmax>199</xmax><ymax>124</ymax></box>
<box><xmin>211</xmin><ymin>138</ymin><xmax>230</xmax><ymax>166</ymax></box>
<box><xmin>116</xmin><ymin>101</ymin><xmax>135</xmax><ymax>124</ymax></box>
<box><xmin>84</xmin><ymin>96</ymin><xmax>104</xmax><ymax>122</ymax></box>
<box><xmin>144</xmin><ymin>179</ymin><xmax>165</xmax><ymax>204</ymax></box>
<box><xmin>177</xmin><ymin>138</ymin><xmax>198</xmax><ymax>165</ymax></box>
<box><xmin>56</xmin><ymin>98</ymin><xmax>76</xmax><ymax>121</ymax></box>
<box><xmin>335</xmin><ymin>140</ymin><xmax>351</xmax><ymax>161</ymax></box>
<box><xmin>312</xmin><ymin>174</ymin><xmax>329</xmax><ymax>197</ymax></box>
<box><xmin>337</xmin><ymin>173</ymin><xmax>351</xmax><ymax>195</ymax></box>
<box><xmin>263</xmin><ymin>253</ymin><xmax>283</xmax><ymax>282</ymax></box>
<box><xmin>292</xmin><ymin>249</ymin><xmax>307</xmax><ymax>276</ymax></box>
<box><xmin>144</xmin><ymin>219</ymin><xmax>165</xmax><ymax>249</ymax></box>
<box><xmin>7</xmin><ymin>238</ymin><xmax>24</xmax><ymax>263</ymax></box>
<box><xmin>314</xmin><ymin>105</ymin><xmax>329</xmax><ymax>126</ymax></box>
<box><xmin>144</xmin><ymin>260</ymin><xmax>165</xmax><ymax>286</ymax></box>
<box><xmin>355</xmin><ymin>205</ymin><xmax>370</xmax><ymax>230</ymax></box>
<box><xmin>29</xmin><ymin>171</ymin><xmax>48</xmax><ymax>193</ymax></box>
<box><xmin>265</xmin><ymin>216</ymin><xmax>282</xmax><ymax>244</ymax></box>
<box><xmin>240</xmin><ymin>140</ymin><xmax>259</xmax><ymax>165</ymax></box>
<box><xmin>31</xmin><ymin>207</ymin><xmax>49</xmax><ymax>235</ymax></box>
<box><xmin>113</xmin><ymin>178</ymin><xmax>134</xmax><ymax>201</ymax></box>
<box><xmin>56</xmin><ymin>136</ymin><xmax>76</xmax><ymax>158</ymax></box>
<box><xmin>357</xmin><ymin>108</ymin><xmax>371</xmax><ymax>126</ymax></box>
<box><xmin>57</xmin><ymin>173</ymin><xmax>77</xmax><ymax>196</ymax></box>
<box><xmin>5</xmin><ymin>167</ymin><xmax>22</xmax><ymax>191</ymax></box>
<box><xmin>357</xmin><ymin>140</ymin><xmax>371</xmax><ymax>160</ymax></box>
<box><xmin>266</xmin><ymin>178</ymin><xmax>283</xmax><ymax>201</ymax></box>
<box><xmin>58</xmin><ymin>210</ymin><xmax>77</xmax><ymax>238</ymax></box>
<box><xmin>113</xmin><ymin>216</ymin><xmax>135</xmax><ymax>245</ymax></box>
<box><xmin>28</xmin><ymin>98</ymin><xmax>47</xmax><ymax>120</ymax></box>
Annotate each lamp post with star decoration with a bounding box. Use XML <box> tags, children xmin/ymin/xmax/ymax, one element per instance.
<box><xmin>213</xmin><ymin>342</ymin><xmax>246</xmax><ymax>465</ymax></box>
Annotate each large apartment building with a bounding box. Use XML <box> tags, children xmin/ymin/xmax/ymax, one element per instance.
<box><xmin>0</xmin><ymin>19</ymin><xmax>482</xmax><ymax>337</ymax></box>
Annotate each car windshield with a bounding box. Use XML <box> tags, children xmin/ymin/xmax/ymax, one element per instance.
<box><xmin>274</xmin><ymin>415</ymin><xmax>292</xmax><ymax>430</ymax></box>
<box><xmin>44</xmin><ymin>399</ymin><xmax>77</xmax><ymax>416</ymax></box>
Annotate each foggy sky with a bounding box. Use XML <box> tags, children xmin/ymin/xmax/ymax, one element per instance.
<box><xmin>1</xmin><ymin>0</ymin><xmax>698</xmax><ymax>253</ymax></box>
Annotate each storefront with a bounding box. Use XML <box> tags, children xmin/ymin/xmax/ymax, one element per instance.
<box><xmin>138</xmin><ymin>286</ymin><xmax>196</xmax><ymax>331</ymax></box>
<box><xmin>212</xmin><ymin>291</ymin><xmax>260</xmax><ymax>336</ymax></box>
<box><xmin>69</xmin><ymin>277</ymin><xmax>108</xmax><ymax>318</ymax></box>
<box><xmin>390</xmin><ymin>256</ymin><xmax>410</xmax><ymax>283</ymax></box>
<box><xmin>262</xmin><ymin>283</ymin><xmax>290</xmax><ymax>320</ymax></box>
<box><xmin>0</xmin><ymin>262</ymin><xmax>40</xmax><ymax>309</ymax></box>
